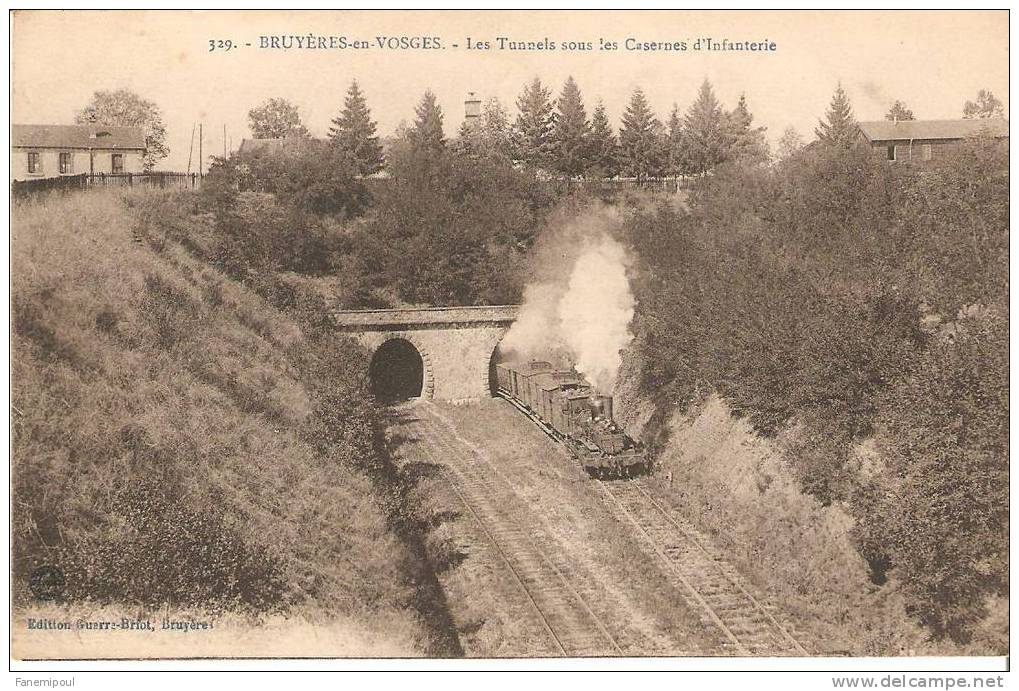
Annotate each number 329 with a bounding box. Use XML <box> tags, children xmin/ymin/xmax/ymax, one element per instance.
<box><xmin>209</xmin><ymin>39</ymin><xmax>234</xmax><ymax>52</ymax></box>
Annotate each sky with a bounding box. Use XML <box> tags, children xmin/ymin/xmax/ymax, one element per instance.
<box><xmin>11</xmin><ymin>10</ymin><xmax>1009</xmax><ymax>171</ymax></box>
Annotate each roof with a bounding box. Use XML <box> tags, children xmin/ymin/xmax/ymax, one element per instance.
<box><xmin>237</xmin><ymin>137</ymin><xmax>324</xmax><ymax>155</ymax></box>
<box><xmin>12</xmin><ymin>124</ymin><xmax>146</xmax><ymax>150</ymax></box>
<box><xmin>858</xmin><ymin>119</ymin><xmax>1009</xmax><ymax>142</ymax></box>
<box><xmin>238</xmin><ymin>138</ymin><xmax>287</xmax><ymax>155</ymax></box>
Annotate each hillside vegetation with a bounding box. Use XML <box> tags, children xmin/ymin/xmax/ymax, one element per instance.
<box><xmin>11</xmin><ymin>191</ymin><xmax>457</xmax><ymax>655</ymax></box>
<box><xmin>624</xmin><ymin>139</ymin><xmax>1008</xmax><ymax>649</ymax></box>
<box><xmin>11</xmin><ymin>125</ymin><xmax>1007</xmax><ymax>656</ymax></box>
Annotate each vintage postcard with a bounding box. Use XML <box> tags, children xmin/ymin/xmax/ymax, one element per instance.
<box><xmin>8</xmin><ymin>9</ymin><xmax>1009</xmax><ymax>673</ymax></box>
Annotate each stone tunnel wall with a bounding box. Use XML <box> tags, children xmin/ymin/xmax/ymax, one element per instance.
<box><xmin>349</xmin><ymin>323</ymin><xmax>508</xmax><ymax>403</ymax></box>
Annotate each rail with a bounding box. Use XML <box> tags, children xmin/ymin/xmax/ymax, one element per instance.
<box><xmin>409</xmin><ymin>402</ymin><xmax>624</xmax><ymax>657</ymax></box>
<box><xmin>491</xmin><ymin>392</ymin><xmax>810</xmax><ymax>655</ymax></box>
<box><xmin>595</xmin><ymin>479</ymin><xmax>811</xmax><ymax>656</ymax></box>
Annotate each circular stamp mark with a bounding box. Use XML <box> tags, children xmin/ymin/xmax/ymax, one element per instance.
<box><xmin>29</xmin><ymin>565</ymin><xmax>65</xmax><ymax>601</ymax></box>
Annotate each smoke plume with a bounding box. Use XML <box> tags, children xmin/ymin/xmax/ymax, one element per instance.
<box><xmin>500</xmin><ymin>207</ymin><xmax>635</xmax><ymax>393</ymax></box>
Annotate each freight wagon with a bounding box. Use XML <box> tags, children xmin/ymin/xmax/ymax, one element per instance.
<box><xmin>495</xmin><ymin>360</ymin><xmax>647</xmax><ymax>478</ymax></box>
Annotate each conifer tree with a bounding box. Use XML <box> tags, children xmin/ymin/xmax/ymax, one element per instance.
<box><xmin>618</xmin><ymin>88</ymin><xmax>664</xmax><ymax>182</ymax></box>
<box><xmin>726</xmin><ymin>94</ymin><xmax>769</xmax><ymax>164</ymax></box>
<box><xmin>682</xmin><ymin>79</ymin><xmax>729</xmax><ymax>175</ymax></box>
<box><xmin>587</xmin><ymin>100</ymin><xmax>619</xmax><ymax>179</ymax></box>
<box><xmin>666</xmin><ymin>104</ymin><xmax>684</xmax><ymax>177</ymax></box>
<box><xmin>411</xmin><ymin>90</ymin><xmax>446</xmax><ymax>151</ymax></box>
<box><xmin>815</xmin><ymin>83</ymin><xmax>860</xmax><ymax>148</ymax></box>
<box><xmin>328</xmin><ymin>80</ymin><xmax>384</xmax><ymax>175</ymax></box>
<box><xmin>550</xmin><ymin>76</ymin><xmax>591</xmax><ymax>178</ymax></box>
<box><xmin>512</xmin><ymin>77</ymin><xmax>555</xmax><ymax>168</ymax></box>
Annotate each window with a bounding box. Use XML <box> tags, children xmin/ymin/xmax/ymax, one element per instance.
<box><xmin>922</xmin><ymin>144</ymin><xmax>932</xmax><ymax>161</ymax></box>
<box><xmin>27</xmin><ymin>152</ymin><xmax>40</xmax><ymax>174</ymax></box>
<box><xmin>886</xmin><ymin>145</ymin><xmax>896</xmax><ymax>161</ymax></box>
<box><xmin>111</xmin><ymin>153</ymin><xmax>124</xmax><ymax>174</ymax></box>
<box><xmin>59</xmin><ymin>152</ymin><xmax>73</xmax><ymax>174</ymax></box>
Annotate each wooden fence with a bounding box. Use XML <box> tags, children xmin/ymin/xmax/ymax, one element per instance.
<box><xmin>12</xmin><ymin>172</ymin><xmax>204</xmax><ymax>199</ymax></box>
<box><xmin>12</xmin><ymin>171</ymin><xmax>682</xmax><ymax>201</ymax></box>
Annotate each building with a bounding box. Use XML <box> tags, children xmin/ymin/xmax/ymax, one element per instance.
<box><xmin>464</xmin><ymin>92</ymin><xmax>482</xmax><ymax>122</ymax></box>
<box><xmin>857</xmin><ymin>118</ymin><xmax>1008</xmax><ymax>164</ymax></box>
<box><xmin>11</xmin><ymin>124</ymin><xmax>146</xmax><ymax>180</ymax></box>
<box><xmin>238</xmin><ymin>138</ymin><xmax>297</xmax><ymax>156</ymax></box>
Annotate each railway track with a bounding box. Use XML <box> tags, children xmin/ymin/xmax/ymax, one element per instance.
<box><xmin>406</xmin><ymin>403</ymin><xmax>625</xmax><ymax>657</ymax></box>
<box><xmin>491</xmin><ymin>391</ymin><xmax>812</xmax><ymax>656</ymax></box>
<box><xmin>595</xmin><ymin>479</ymin><xmax>811</xmax><ymax>656</ymax></box>
<box><xmin>404</xmin><ymin>398</ymin><xmax>811</xmax><ymax>656</ymax></box>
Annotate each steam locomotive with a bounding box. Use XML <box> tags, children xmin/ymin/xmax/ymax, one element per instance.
<box><xmin>494</xmin><ymin>360</ymin><xmax>647</xmax><ymax>478</ymax></box>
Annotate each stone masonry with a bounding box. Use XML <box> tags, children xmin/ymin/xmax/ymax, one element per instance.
<box><xmin>333</xmin><ymin>305</ymin><xmax>519</xmax><ymax>403</ymax></box>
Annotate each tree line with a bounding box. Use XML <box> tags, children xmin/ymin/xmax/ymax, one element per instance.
<box><xmin>246</xmin><ymin>79</ymin><xmax>1007</xmax><ymax>183</ymax></box>
<box><xmin>248</xmin><ymin>77</ymin><xmax>770</xmax><ymax>182</ymax></box>
<box><xmin>57</xmin><ymin>82</ymin><xmax>1004</xmax><ymax>174</ymax></box>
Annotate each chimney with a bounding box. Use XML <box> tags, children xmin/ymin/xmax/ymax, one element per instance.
<box><xmin>464</xmin><ymin>91</ymin><xmax>481</xmax><ymax>121</ymax></box>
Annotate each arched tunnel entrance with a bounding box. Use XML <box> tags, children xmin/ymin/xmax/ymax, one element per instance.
<box><xmin>489</xmin><ymin>343</ymin><xmax>505</xmax><ymax>396</ymax></box>
<box><xmin>370</xmin><ymin>338</ymin><xmax>424</xmax><ymax>403</ymax></box>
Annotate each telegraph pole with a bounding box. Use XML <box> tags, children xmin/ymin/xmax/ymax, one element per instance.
<box><xmin>186</xmin><ymin>123</ymin><xmax>195</xmax><ymax>175</ymax></box>
<box><xmin>198</xmin><ymin>123</ymin><xmax>203</xmax><ymax>175</ymax></box>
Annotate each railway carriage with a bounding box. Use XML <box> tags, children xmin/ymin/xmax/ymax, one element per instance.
<box><xmin>495</xmin><ymin>360</ymin><xmax>647</xmax><ymax>478</ymax></box>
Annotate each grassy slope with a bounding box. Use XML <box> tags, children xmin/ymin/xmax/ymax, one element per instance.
<box><xmin>10</xmin><ymin>190</ymin><xmax>436</xmax><ymax>657</ymax></box>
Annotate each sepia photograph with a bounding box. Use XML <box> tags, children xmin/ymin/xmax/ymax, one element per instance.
<box><xmin>7</xmin><ymin>8</ymin><xmax>1010</xmax><ymax>678</ymax></box>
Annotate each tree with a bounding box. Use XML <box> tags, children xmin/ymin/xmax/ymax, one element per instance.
<box><xmin>682</xmin><ymin>79</ymin><xmax>729</xmax><ymax>175</ymax></box>
<box><xmin>725</xmin><ymin>94</ymin><xmax>769</xmax><ymax>164</ymax></box>
<box><xmin>410</xmin><ymin>90</ymin><xmax>446</xmax><ymax>152</ymax></box>
<box><xmin>587</xmin><ymin>101</ymin><xmax>620</xmax><ymax>179</ymax></box>
<box><xmin>352</xmin><ymin>139</ymin><xmax>554</xmax><ymax>307</ymax></box>
<box><xmin>247</xmin><ymin>97</ymin><xmax>310</xmax><ymax>139</ymax></box>
<box><xmin>456</xmin><ymin>97</ymin><xmax>513</xmax><ymax>160</ymax></box>
<box><xmin>963</xmin><ymin>89</ymin><xmax>1004</xmax><ymax>119</ymax></box>
<box><xmin>550</xmin><ymin>76</ymin><xmax>591</xmax><ymax>178</ymax></box>
<box><xmin>665</xmin><ymin>104</ymin><xmax>684</xmax><ymax>177</ymax></box>
<box><xmin>885</xmin><ymin>100</ymin><xmax>915</xmax><ymax>121</ymax></box>
<box><xmin>512</xmin><ymin>78</ymin><xmax>555</xmax><ymax>168</ymax></box>
<box><xmin>775</xmin><ymin>127</ymin><xmax>805</xmax><ymax>161</ymax></box>
<box><xmin>328</xmin><ymin>80</ymin><xmax>384</xmax><ymax>176</ymax></box>
<box><xmin>815</xmin><ymin>83</ymin><xmax>860</xmax><ymax>148</ymax></box>
<box><xmin>75</xmin><ymin>89</ymin><xmax>169</xmax><ymax>171</ymax></box>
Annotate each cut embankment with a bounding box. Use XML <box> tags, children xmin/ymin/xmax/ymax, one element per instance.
<box><xmin>634</xmin><ymin>394</ymin><xmax>983</xmax><ymax>656</ymax></box>
<box><xmin>10</xmin><ymin>190</ymin><xmax>457</xmax><ymax>658</ymax></box>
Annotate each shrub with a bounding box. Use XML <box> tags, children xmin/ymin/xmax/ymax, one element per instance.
<box><xmin>57</xmin><ymin>480</ymin><xmax>288</xmax><ymax>612</ymax></box>
<box><xmin>346</xmin><ymin>136</ymin><xmax>560</xmax><ymax>307</ymax></box>
<box><xmin>854</xmin><ymin>311</ymin><xmax>1008</xmax><ymax>642</ymax></box>
<box><xmin>624</xmin><ymin>141</ymin><xmax>1007</xmax><ymax>641</ymax></box>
